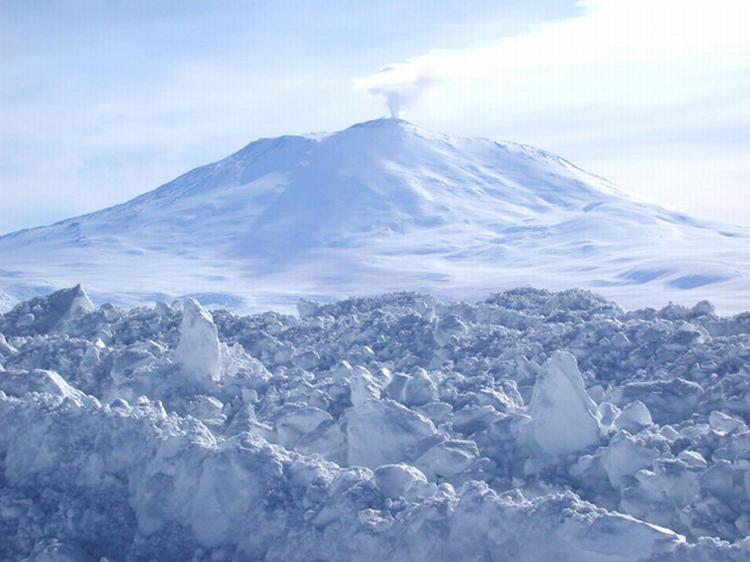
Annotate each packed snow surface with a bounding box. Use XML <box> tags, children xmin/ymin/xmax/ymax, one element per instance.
<box><xmin>2</xmin><ymin>286</ymin><xmax>750</xmax><ymax>561</ymax></box>
<box><xmin>1</xmin><ymin>118</ymin><xmax>748</xmax><ymax>313</ymax></box>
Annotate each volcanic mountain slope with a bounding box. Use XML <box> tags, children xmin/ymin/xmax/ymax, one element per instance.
<box><xmin>0</xmin><ymin>118</ymin><xmax>748</xmax><ymax>312</ymax></box>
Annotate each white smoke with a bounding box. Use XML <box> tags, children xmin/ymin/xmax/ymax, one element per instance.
<box><xmin>354</xmin><ymin>63</ymin><xmax>435</xmax><ymax>119</ymax></box>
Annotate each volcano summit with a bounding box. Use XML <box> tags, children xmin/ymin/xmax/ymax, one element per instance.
<box><xmin>1</xmin><ymin>118</ymin><xmax>747</xmax><ymax>312</ymax></box>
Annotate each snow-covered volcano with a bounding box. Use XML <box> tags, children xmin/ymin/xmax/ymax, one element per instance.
<box><xmin>1</xmin><ymin>118</ymin><xmax>748</xmax><ymax>312</ymax></box>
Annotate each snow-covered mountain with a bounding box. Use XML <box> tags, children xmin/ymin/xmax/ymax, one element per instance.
<box><xmin>1</xmin><ymin>118</ymin><xmax>748</xmax><ymax>312</ymax></box>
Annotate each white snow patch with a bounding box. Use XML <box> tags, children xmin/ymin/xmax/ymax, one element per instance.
<box><xmin>529</xmin><ymin>351</ymin><xmax>601</xmax><ymax>456</ymax></box>
<box><xmin>175</xmin><ymin>298</ymin><xmax>221</xmax><ymax>386</ymax></box>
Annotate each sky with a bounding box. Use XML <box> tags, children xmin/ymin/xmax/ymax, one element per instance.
<box><xmin>1</xmin><ymin>0</ymin><xmax>748</xmax><ymax>234</ymax></box>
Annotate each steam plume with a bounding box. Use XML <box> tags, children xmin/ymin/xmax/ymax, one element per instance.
<box><xmin>354</xmin><ymin>63</ymin><xmax>435</xmax><ymax>118</ymax></box>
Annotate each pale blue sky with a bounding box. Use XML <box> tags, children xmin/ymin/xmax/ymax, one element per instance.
<box><xmin>1</xmin><ymin>0</ymin><xmax>748</xmax><ymax>233</ymax></box>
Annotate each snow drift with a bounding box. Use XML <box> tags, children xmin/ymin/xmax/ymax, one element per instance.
<box><xmin>2</xmin><ymin>285</ymin><xmax>750</xmax><ymax>561</ymax></box>
<box><xmin>0</xmin><ymin>119</ymin><xmax>748</xmax><ymax>313</ymax></box>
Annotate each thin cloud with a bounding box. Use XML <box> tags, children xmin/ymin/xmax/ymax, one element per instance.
<box><xmin>355</xmin><ymin>0</ymin><xmax>748</xmax><ymax>120</ymax></box>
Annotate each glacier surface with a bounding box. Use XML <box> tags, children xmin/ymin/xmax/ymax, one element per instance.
<box><xmin>1</xmin><ymin>285</ymin><xmax>750</xmax><ymax>561</ymax></box>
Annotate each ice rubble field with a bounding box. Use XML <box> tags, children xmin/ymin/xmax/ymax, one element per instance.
<box><xmin>1</xmin><ymin>286</ymin><xmax>750</xmax><ymax>561</ymax></box>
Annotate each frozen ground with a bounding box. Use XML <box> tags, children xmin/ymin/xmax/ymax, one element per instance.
<box><xmin>2</xmin><ymin>285</ymin><xmax>750</xmax><ymax>561</ymax></box>
<box><xmin>0</xmin><ymin>118</ymin><xmax>748</xmax><ymax>314</ymax></box>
